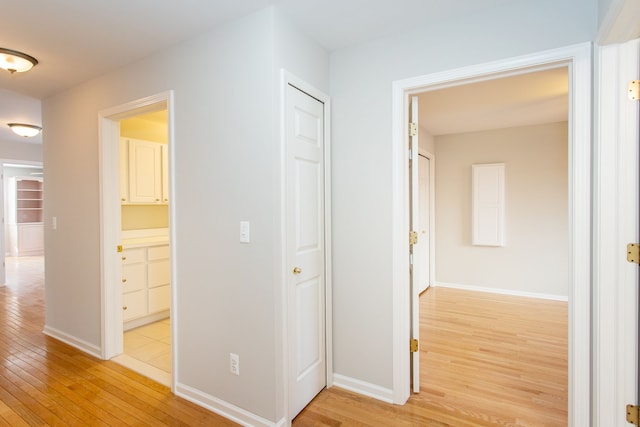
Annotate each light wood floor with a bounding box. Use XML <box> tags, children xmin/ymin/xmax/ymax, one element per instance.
<box><xmin>294</xmin><ymin>287</ymin><xmax>568</xmax><ymax>427</ymax></box>
<box><xmin>1</xmin><ymin>258</ymin><xmax>567</xmax><ymax>426</ymax></box>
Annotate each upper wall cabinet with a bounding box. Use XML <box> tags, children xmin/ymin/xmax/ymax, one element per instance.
<box><xmin>121</xmin><ymin>138</ymin><xmax>169</xmax><ymax>205</ymax></box>
<box><xmin>472</xmin><ymin>163</ymin><xmax>505</xmax><ymax>246</ymax></box>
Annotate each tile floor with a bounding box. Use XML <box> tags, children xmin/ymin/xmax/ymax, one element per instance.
<box><xmin>124</xmin><ymin>318</ymin><xmax>171</xmax><ymax>371</ymax></box>
<box><xmin>113</xmin><ymin>318</ymin><xmax>172</xmax><ymax>386</ymax></box>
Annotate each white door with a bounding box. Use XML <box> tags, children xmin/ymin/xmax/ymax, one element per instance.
<box><xmin>409</xmin><ymin>95</ymin><xmax>420</xmax><ymax>392</ymax></box>
<box><xmin>286</xmin><ymin>83</ymin><xmax>326</xmax><ymax>418</ymax></box>
<box><xmin>416</xmin><ymin>154</ymin><xmax>431</xmax><ymax>294</ymax></box>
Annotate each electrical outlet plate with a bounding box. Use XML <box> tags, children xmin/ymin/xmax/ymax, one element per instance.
<box><xmin>230</xmin><ymin>353</ymin><xmax>240</xmax><ymax>375</ymax></box>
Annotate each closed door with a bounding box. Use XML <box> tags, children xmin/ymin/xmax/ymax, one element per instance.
<box><xmin>416</xmin><ymin>154</ymin><xmax>431</xmax><ymax>294</ymax></box>
<box><xmin>286</xmin><ymin>83</ymin><xmax>326</xmax><ymax>418</ymax></box>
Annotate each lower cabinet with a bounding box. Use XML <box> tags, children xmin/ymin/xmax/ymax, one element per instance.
<box><xmin>122</xmin><ymin>244</ymin><xmax>170</xmax><ymax>328</ymax></box>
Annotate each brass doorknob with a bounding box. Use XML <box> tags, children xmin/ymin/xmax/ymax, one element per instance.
<box><xmin>292</xmin><ymin>267</ymin><xmax>302</xmax><ymax>275</ymax></box>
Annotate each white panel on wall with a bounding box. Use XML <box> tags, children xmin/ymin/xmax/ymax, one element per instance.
<box><xmin>472</xmin><ymin>163</ymin><xmax>505</xmax><ymax>246</ymax></box>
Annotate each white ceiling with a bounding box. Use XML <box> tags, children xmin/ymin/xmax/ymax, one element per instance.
<box><xmin>0</xmin><ymin>0</ymin><xmax>560</xmax><ymax>145</ymax></box>
<box><xmin>419</xmin><ymin>67</ymin><xmax>569</xmax><ymax>136</ymax></box>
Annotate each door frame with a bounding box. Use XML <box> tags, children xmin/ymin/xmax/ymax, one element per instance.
<box><xmin>280</xmin><ymin>70</ymin><xmax>333</xmax><ymax>422</ymax></box>
<box><xmin>97</xmin><ymin>91</ymin><xmax>176</xmax><ymax>390</ymax></box>
<box><xmin>391</xmin><ymin>43</ymin><xmax>592</xmax><ymax>427</ymax></box>
<box><xmin>593</xmin><ymin>39</ymin><xmax>639</xmax><ymax>426</ymax></box>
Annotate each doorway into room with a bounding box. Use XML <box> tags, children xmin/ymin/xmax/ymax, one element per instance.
<box><xmin>98</xmin><ymin>92</ymin><xmax>175</xmax><ymax>389</ymax></box>
<box><xmin>394</xmin><ymin>44</ymin><xmax>591</xmax><ymax>427</ymax></box>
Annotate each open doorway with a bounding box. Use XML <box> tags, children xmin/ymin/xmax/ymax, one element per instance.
<box><xmin>111</xmin><ymin>109</ymin><xmax>171</xmax><ymax>386</ymax></box>
<box><xmin>392</xmin><ymin>44</ymin><xmax>591</xmax><ymax>427</ymax></box>
<box><xmin>412</xmin><ymin>67</ymin><xmax>570</xmax><ymax>425</ymax></box>
<box><xmin>98</xmin><ymin>91</ymin><xmax>174</xmax><ymax>390</ymax></box>
<box><xmin>1</xmin><ymin>161</ymin><xmax>44</xmax><ymax>286</ymax></box>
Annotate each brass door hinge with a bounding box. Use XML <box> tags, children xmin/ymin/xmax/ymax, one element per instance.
<box><xmin>409</xmin><ymin>122</ymin><xmax>417</xmax><ymax>137</ymax></box>
<box><xmin>409</xmin><ymin>231</ymin><xmax>418</xmax><ymax>245</ymax></box>
<box><xmin>627</xmin><ymin>243</ymin><xmax>639</xmax><ymax>264</ymax></box>
<box><xmin>117</xmin><ymin>245</ymin><xmax>123</xmax><ymax>253</ymax></box>
<box><xmin>627</xmin><ymin>404</ymin><xmax>639</xmax><ymax>425</ymax></box>
<box><xmin>629</xmin><ymin>80</ymin><xmax>640</xmax><ymax>101</ymax></box>
<box><xmin>410</xmin><ymin>338</ymin><xmax>419</xmax><ymax>353</ymax></box>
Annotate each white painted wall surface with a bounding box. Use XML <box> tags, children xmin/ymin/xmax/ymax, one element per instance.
<box><xmin>330</xmin><ymin>0</ymin><xmax>594</xmax><ymax>391</ymax></box>
<box><xmin>418</xmin><ymin>126</ymin><xmax>435</xmax><ymax>154</ymax></box>
<box><xmin>435</xmin><ymin>122</ymin><xmax>569</xmax><ymax>297</ymax></box>
<box><xmin>42</xmin><ymin>6</ymin><xmax>328</xmax><ymax>424</ymax></box>
<box><xmin>0</xmin><ymin>142</ymin><xmax>42</xmax><ymax>163</ymax></box>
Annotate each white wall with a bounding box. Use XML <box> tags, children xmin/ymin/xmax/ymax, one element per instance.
<box><xmin>329</xmin><ymin>0</ymin><xmax>595</xmax><ymax>392</ymax></box>
<box><xmin>418</xmin><ymin>126</ymin><xmax>435</xmax><ymax>154</ymax></box>
<box><xmin>434</xmin><ymin>122</ymin><xmax>568</xmax><ymax>298</ymax></box>
<box><xmin>0</xmin><ymin>141</ymin><xmax>42</xmax><ymax>163</ymax></box>
<box><xmin>42</xmin><ymin>6</ymin><xmax>328</xmax><ymax>424</ymax></box>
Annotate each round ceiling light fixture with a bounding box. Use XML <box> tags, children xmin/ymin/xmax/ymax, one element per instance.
<box><xmin>0</xmin><ymin>48</ymin><xmax>38</xmax><ymax>74</ymax></box>
<box><xmin>8</xmin><ymin>123</ymin><xmax>42</xmax><ymax>138</ymax></box>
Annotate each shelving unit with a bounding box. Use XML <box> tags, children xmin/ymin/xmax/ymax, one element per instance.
<box><xmin>7</xmin><ymin>177</ymin><xmax>44</xmax><ymax>256</ymax></box>
<box><xmin>15</xmin><ymin>179</ymin><xmax>44</xmax><ymax>223</ymax></box>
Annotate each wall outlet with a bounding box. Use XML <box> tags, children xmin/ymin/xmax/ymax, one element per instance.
<box><xmin>230</xmin><ymin>353</ymin><xmax>240</xmax><ymax>376</ymax></box>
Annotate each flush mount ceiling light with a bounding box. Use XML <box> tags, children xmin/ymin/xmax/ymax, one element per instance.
<box><xmin>0</xmin><ymin>48</ymin><xmax>38</xmax><ymax>74</ymax></box>
<box><xmin>7</xmin><ymin>123</ymin><xmax>42</xmax><ymax>138</ymax></box>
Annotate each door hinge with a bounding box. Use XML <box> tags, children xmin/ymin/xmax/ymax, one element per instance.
<box><xmin>627</xmin><ymin>404</ymin><xmax>640</xmax><ymax>425</ymax></box>
<box><xmin>627</xmin><ymin>243</ymin><xmax>639</xmax><ymax>264</ymax></box>
<box><xmin>117</xmin><ymin>245</ymin><xmax>123</xmax><ymax>253</ymax></box>
<box><xmin>410</xmin><ymin>338</ymin><xmax>419</xmax><ymax>352</ymax></box>
<box><xmin>409</xmin><ymin>230</ymin><xmax>418</xmax><ymax>245</ymax></box>
<box><xmin>409</xmin><ymin>122</ymin><xmax>417</xmax><ymax>137</ymax></box>
<box><xmin>629</xmin><ymin>80</ymin><xmax>640</xmax><ymax>101</ymax></box>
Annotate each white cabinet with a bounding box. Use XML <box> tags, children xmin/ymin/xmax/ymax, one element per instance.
<box><xmin>120</xmin><ymin>138</ymin><xmax>169</xmax><ymax>205</ymax></box>
<box><xmin>121</xmin><ymin>243</ymin><xmax>170</xmax><ymax>327</ymax></box>
<box><xmin>6</xmin><ymin>177</ymin><xmax>44</xmax><ymax>256</ymax></box>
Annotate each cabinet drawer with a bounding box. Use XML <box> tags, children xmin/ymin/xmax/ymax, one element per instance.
<box><xmin>122</xmin><ymin>248</ymin><xmax>146</xmax><ymax>264</ymax></box>
<box><xmin>122</xmin><ymin>263</ymin><xmax>145</xmax><ymax>293</ymax></box>
<box><xmin>148</xmin><ymin>245</ymin><xmax>169</xmax><ymax>261</ymax></box>
<box><xmin>148</xmin><ymin>259</ymin><xmax>170</xmax><ymax>287</ymax></box>
<box><xmin>123</xmin><ymin>290</ymin><xmax>146</xmax><ymax>321</ymax></box>
<box><xmin>148</xmin><ymin>285</ymin><xmax>170</xmax><ymax>313</ymax></box>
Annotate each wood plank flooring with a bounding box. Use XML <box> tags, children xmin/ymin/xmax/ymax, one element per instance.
<box><xmin>1</xmin><ymin>258</ymin><xmax>567</xmax><ymax>426</ymax></box>
<box><xmin>294</xmin><ymin>287</ymin><xmax>568</xmax><ymax>427</ymax></box>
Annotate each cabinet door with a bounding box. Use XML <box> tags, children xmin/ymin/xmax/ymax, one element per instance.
<box><xmin>128</xmin><ymin>139</ymin><xmax>162</xmax><ymax>203</ymax></box>
<box><xmin>161</xmin><ymin>144</ymin><xmax>169</xmax><ymax>204</ymax></box>
<box><xmin>123</xmin><ymin>290</ymin><xmax>146</xmax><ymax>321</ymax></box>
<box><xmin>148</xmin><ymin>259</ymin><xmax>170</xmax><ymax>287</ymax></box>
<box><xmin>122</xmin><ymin>263</ymin><xmax>145</xmax><ymax>293</ymax></box>
<box><xmin>149</xmin><ymin>284</ymin><xmax>170</xmax><ymax>313</ymax></box>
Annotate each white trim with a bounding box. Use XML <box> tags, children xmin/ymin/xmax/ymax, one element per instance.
<box><xmin>332</xmin><ymin>374</ymin><xmax>394</xmax><ymax>404</ymax></box>
<box><xmin>280</xmin><ymin>70</ymin><xmax>332</xmax><ymax>423</ymax></box>
<box><xmin>43</xmin><ymin>325</ymin><xmax>103</xmax><ymax>358</ymax></box>
<box><xmin>434</xmin><ymin>282</ymin><xmax>568</xmax><ymax>302</ymax></box>
<box><xmin>97</xmin><ymin>91</ymin><xmax>176</xmax><ymax>392</ymax></box>
<box><xmin>592</xmin><ymin>39</ymin><xmax>639</xmax><ymax>427</ymax></box>
<box><xmin>391</xmin><ymin>43</ymin><xmax>592</xmax><ymax>426</ymax></box>
<box><xmin>175</xmin><ymin>383</ymin><xmax>283</xmax><ymax>427</ymax></box>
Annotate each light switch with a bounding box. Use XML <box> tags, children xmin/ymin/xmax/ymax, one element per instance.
<box><xmin>52</xmin><ymin>216</ymin><xmax>57</xmax><ymax>230</ymax></box>
<box><xmin>240</xmin><ymin>221</ymin><xmax>250</xmax><ymax>243</ymax></box>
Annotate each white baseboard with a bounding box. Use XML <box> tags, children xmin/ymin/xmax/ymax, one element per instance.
<box><xmin>175</xmin><ymin>383</ymin><xmax>282</xmax><ymax>427</ymax></box>
<box><xmin>43</xmin><ymin>325</ymin><xmax>103</xmax><ymax>358</ymax></box>
<box><xmin>332</xmin><ymin>373</ymin><xmax>394</xmax><ymax>403</ymax></box>
<box><xmin>434</xmin><ymin>282</ymin><xmax>568</xmax><ymax>302</ymax></box>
